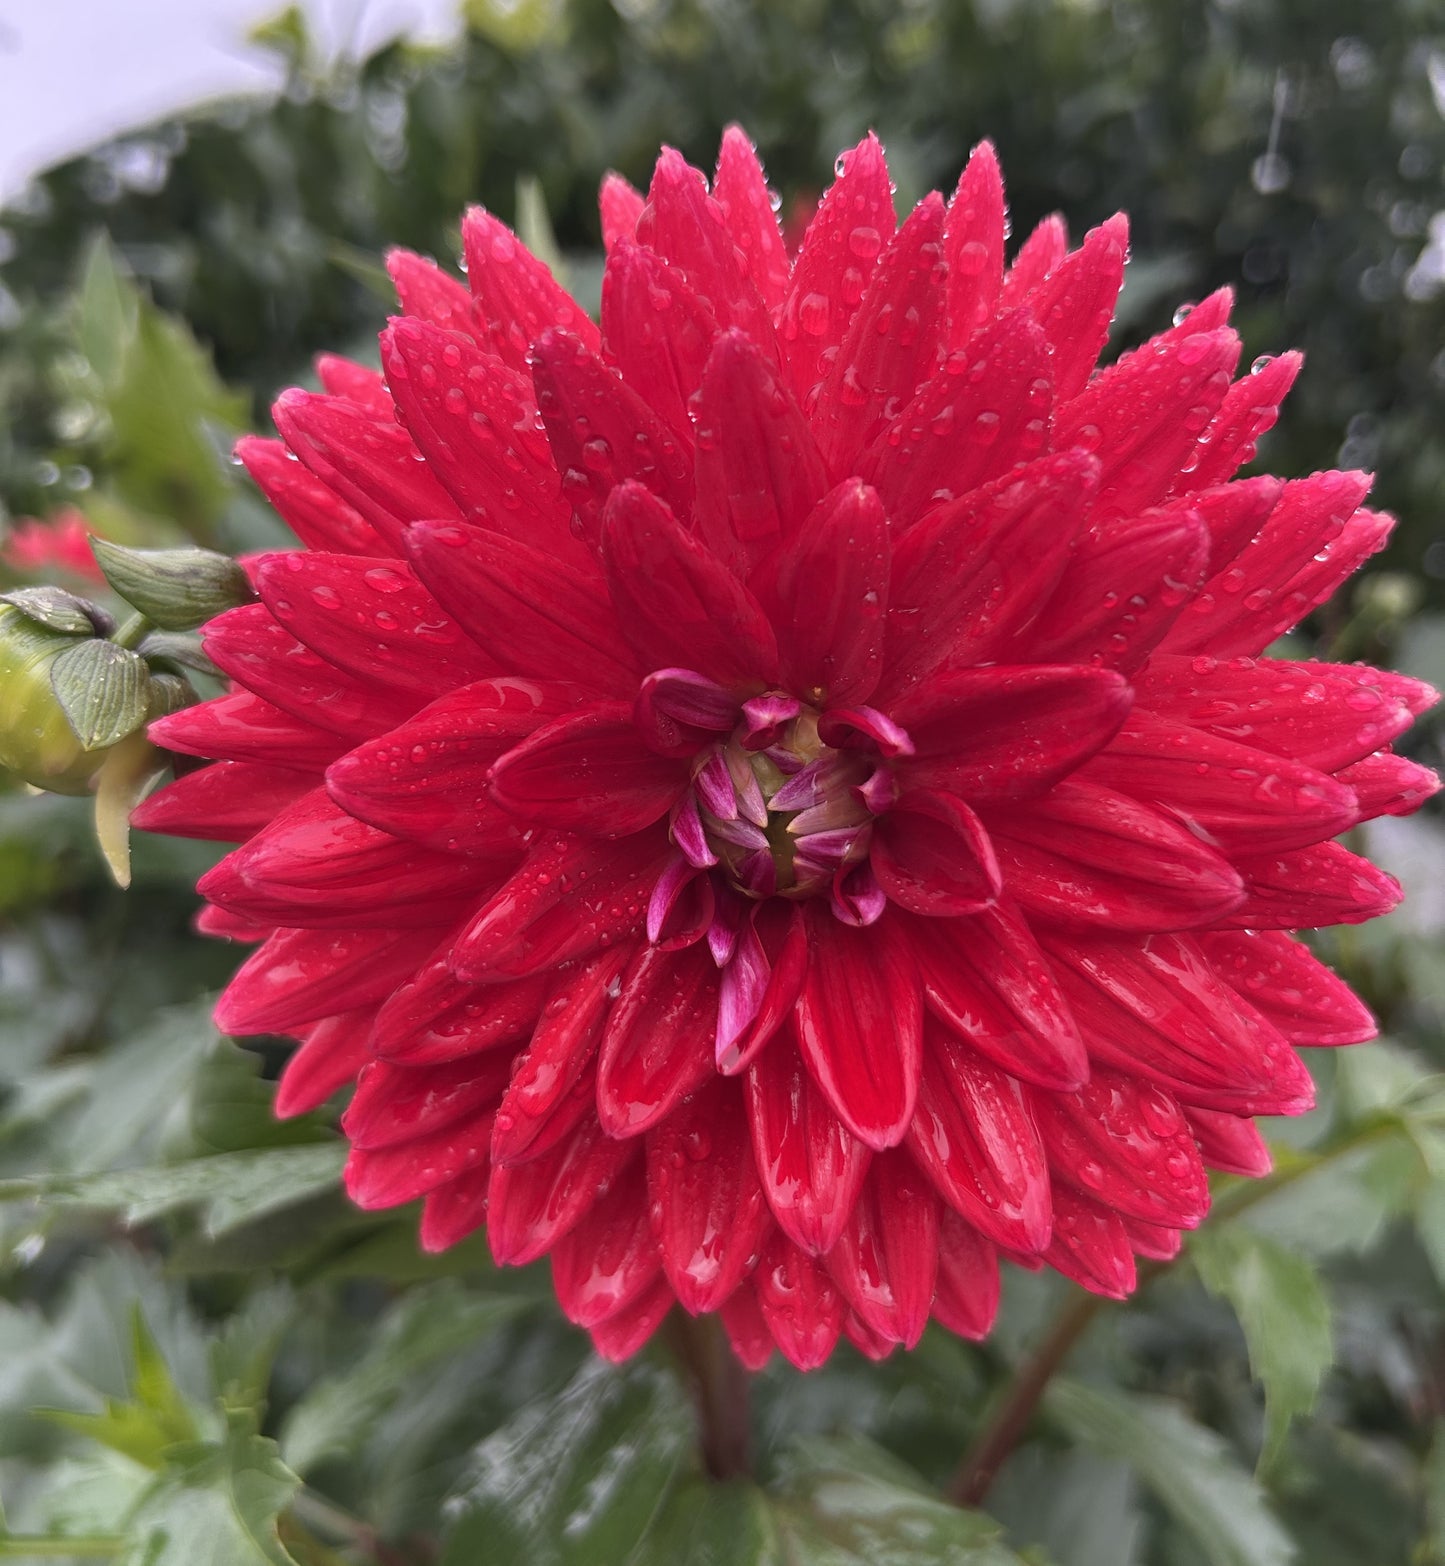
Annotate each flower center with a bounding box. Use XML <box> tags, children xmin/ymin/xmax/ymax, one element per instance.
<box><xmin>683</xmin><ymin>699</ymin><xmax>887</xmax><ymax>901</ymax></box>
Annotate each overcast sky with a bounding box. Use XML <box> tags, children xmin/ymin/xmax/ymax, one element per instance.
<box><xmin>0</xmin><ymin>0</ymin><xmax>462</xmax><ymax>200</ymax></box>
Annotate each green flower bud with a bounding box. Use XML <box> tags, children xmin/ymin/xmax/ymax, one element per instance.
<box><xmin>89</xmin><ymin>539</ymin><xmax>253</xmax><ymax>632</ymax></box>
<box><xmin>0</xmin><ymin>605</ymin><xmax>106</xmax><ymax>794</ymax></box>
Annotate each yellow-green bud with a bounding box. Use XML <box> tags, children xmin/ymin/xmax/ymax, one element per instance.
<box><xmin>0</xmin><ymin>605</ymin><xmax>106</xmax><ymax>794</ymax></box>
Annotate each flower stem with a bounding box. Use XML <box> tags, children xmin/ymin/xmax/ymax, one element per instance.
<box><xmin>947</xmin><ymin>1287</ymin><xmax>1104</xmax><ymax>1507</ymax></box>
<box><xmin>666</xmin><ymin>1311</ymin><xmax>753</xmax><ymax>1481</ymax></box>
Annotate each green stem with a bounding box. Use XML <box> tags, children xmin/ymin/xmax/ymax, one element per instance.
<box><xmin>947</xmin><ymin>1115</ymin><xmax>1398</xmax><ymax>1508</ymax></box>
<box><xmin>666</xmin><ymin>1311</ymin><xmax>753</xmax><ymax>1481</ymax></box>
<box><xmin>110</xmin><ymin>612</ymin><xmax>152</xmax><ymax>651</ymax></box>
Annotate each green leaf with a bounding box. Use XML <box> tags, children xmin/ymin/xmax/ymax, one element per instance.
<box><xmin>1191</xmin><ymin>1228</ymin><xmax>1333</xmax><ymax>1468</ymax></box>
<box><xmin>0</xmin><ymin>1143</ymin><xmax>346</xmax><ymax>1237</ymax></box>
<box><xmin>1046</xmin><ymin>1381</ymin><xmax>1293</xmax><ymax>1566</ymax></box>
<box><xmin>769</xmin><ymin>1435</ymin><xmax>1025</xmax><ymax>1565</ymax></box>
<box><xmin>986</xmin><ymin>1447</ymin><xmax>1143</xmax><ymax>1566</ymax></box>
<box><xmin>0</xmin><ymin>587</ymin><xmax>99</xmax><ymax>637</ymax></box>
<box><xmin>48</xmin><ymin>639</ymin><xmax>150</xmax><ymax>751</ymax></box>
<box><xmin>280</xmin><ymin>1283</ymin><xmax>531</xmax><ymax>1476</ymax></box>
<box><xmin>116</xmin><ymin>1416</ymin><xmax>301</xmax><ymax>1566</ymax></box>
<box><xmin>440</xmin><ymin>1358</ymin><xmax>693</xmax><ymax>1566</ymax></box>
<box><xmin>75</xmin><ymin>233</ymin><xmax>139</xmax><ymax>387</ymax></box>
<box><xmin>43</xmin><ymin>1306</ymin><xmax>200</xmax><ymax>1469</ymax></box>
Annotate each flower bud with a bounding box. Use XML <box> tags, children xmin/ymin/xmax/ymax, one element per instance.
<box><xmin>0</xmin><ymin>605</ymin><xmax>107</xmax><ymax>793</ymax></box>
<box><xmin>89</xmin><ymin>539</ymin><xmax>254</xmax><ymax>631</ymax></box>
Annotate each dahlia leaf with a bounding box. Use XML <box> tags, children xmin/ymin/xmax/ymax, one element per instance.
<box><xmin>771</xmin><ymin>1434</ymin><xmax>1027</xmax><ymax>1564</ymax></box>
<box><xmin>1045</xmin><ymin>1381</ymin><xmax>1293</xmax><ymax>1566</ymax></box>
<box><xmin>1192</xmin><ymin>1227</ymin><xmax>1333</xmax><ymax>1470</ymax></box>
<box><xmin>279</xmin><ymin>1283</ymin><xmax>531</xmax><ymax>1477</ymax></box>
<box><xmin>116</xmin><ymin>1415</ymin><xmax>301</xmax><ymax>1566</ymax></box>
<box><xmin>0</xmin><ymin>1144</ymin><xmax>346</xmax><ymax>1238</ymax></box>
<box><xmin>439</xmin><ymin>1358</ymin><xmax>692</xmax><ymax>1566</ymax></box>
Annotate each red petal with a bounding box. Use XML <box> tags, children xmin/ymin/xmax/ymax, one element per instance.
<box><xmin>343</xmin><ymin>1053</ymin><xmax>512</xmax><ymax>1150</ymax></box>
<box><xmin>880</xmin><ymin>449</ymin><xmax>1097</xmax><ymax>695</ymax></box>
<box><xmin>601</xmin><ymin>481</ymin><xmax>779</xmax><ymax>685</ymax></box>
<box><xmin>905</xmin><ymin>1022</ymin><xmax>1052</xmax><ymax>1253</ymax></box>
<box><xmin>551</xmin><ymin>1160</ymin><xmax>660</xmax><ymax>1327</ymax></box>
<box><xmin>826</xmin><ymin>1150</ymin><xmax>940</xmax><ymax>1347</ymax></box>
<box><xmin>596</xmin><ymin>942</ymin><xmax>717</xmax><ymax>1137</ymax></box>
<box><xmin>345</xmin><ymin>1110</ymin><xmax>494</xmax><ymax>1210</ymax></box>
<box><xmin>315</xmin><ymin>353</ymin><xmax>390</xmax><ymax>413</ymax></box>
<box><xmin>1337</xmin><ymin>752</ymin><xmax>1441</xmax><ymax>822</ymax></box>
<box><xmin>132</xmin><ymin>760</ymin><xmax>310</xmax><ymax>843</ymax></box>
<box><xmin>713</xmin><ymin>125</ymin><xmax>791</xmax><ymax>312</ymax></box>
<box><xmin>716</xmin><ymin>900</ymin><xmax>809</xmax><ymax>1075</ymax></box>
<box><xmin>488</xmin><ymin>701</ymin><xmax>685</xmax><ymax>836</ymax></box>
<box><xmin>151</xmin><ymin>693</ymin><xmax>347</xmax><ymax>772</ymax></box>
<box><xmin>636</xmin><ymin>146</ymin><xmax>776</xmax><ymax>353</ymax></box>
<box><xmin>404</xmin><ymin>521</ymin><xmax>639</xmax><ymax>697</ymax></box>
<box><xmin>451</xmin><ymin>833</ymin><xmax>665</xmax><ymax>980</ymax></box>
<box><xmin>720</xmin><ymin>1282</ymin><xmax>774</xmax><ymax>1370</ymax></box>
<box><xmin>530</xmin><ymin>328</ymin><xmax>693</xmax><ymax>547</ymax></box>
<box><xmin>795</xmin><ymin>909</ymin><xmax>923</xmax><ymax>1151</ymax></box>
<box><xmin>1020</xmin><ymin>507</ymin><xmax>1210</xmax><ymax>673</ymax></box>
<box><xmin>778</xmin><ymin>132</ymin><xmax>896</xmax><ymax>403</ymax></box>
<box><xmin>371</xmin><ymin>958</ymin><xmax>547</xmax><ymax>1066</ymax></box>
<box><xmin>932</xmin><ymin>1212</ymin><xmax>1000</xmax><ymax>1340</ymax></box>
<box><xmin>1184</xmin><ymin>476</ymin><xmax>1284</xmax><ymax>575</ymax></box>
<box><xmin>745</xmin><ymin>1024</ymin><xmax>871</xmax><ymax>1254</ymax></box>
<box><xmin>1201</xmin><ymin>929</ymin><xmax>1376</xmax><ymax>1046</ymax></box>
<box><xmin>1083</xmin><ymin>713</ymin><xmax>1358</xmax><ymax>855</ymax></box>
<box><xmin>751</xmin><ymin>478</ymin><xmax>888</xmax><ymax>705</ymax></box>
<box><xmin>1123</xmin><ymin>1219</ymin><xmax>1183</xmax><ymax>1263</ymax></box>
<box><xmin>1171</xmin><ymin>350</ymin><xmax>1303</xmax><ymax>494</ymax></box>
<box><xmin>943</xmin><ymin>142</ymin><xmax>1006</xmax><ymax>344</ymax></box>
<box><xmin>647</xmin><ymin>1075</ymin><xmax>769</xmax><ymax>1313</ymax></box>
<box><xmin>599</xmin><ymin>173</ymin><xmax>645</xmax><ymax>251</ymax></box>
<box><xmin>326</xmin><ymin>677</ymin><xmax>581</xmax><ymax>856</ymax></box>
<box><xmin>493</xmin><ymin>952</ymin><xmax>627</xmax><ymax>1165</ymax></box>
<box><xmin>1161</xmin><ymin>471</ymin><xmax>1377</xmax><ymax>656</ymax></box>
<box><xmin>386</xmin><ymin>248</ymin><xmax>480</xmax><ymax>338</ymax></box>
<box><xmin>1185</xmin><ymin>1106</ymin><xmax>1273</xmax><ymax>1177</ymax></box>
<box><xmin>216</xmin><ymin>925</ymin><xmax>436</xmax><ymax>1036</ymax></box>
<box><xmin>237</xmin><ymin>435</ymin><xmax>383</xmax><ymax>556</ymax></box>
<box><xmin>600</xmin><ymin>241</ymin><xmax>719</xmax><ymax>442</ymax></box>
<box><xmin>1030</xmin><ymin>1071</ymin><xmax>1209</xmax><ymax>1228</ymax></box>
<box><xmin>272</xmin><ymin>390</ymin><xmax>461</xmax><ymax>552</ymax></box>
<box><xmin>382</xmin><ymin>318</ymin><xmax>585</xmax><ymax>569</ymax></box>
<box><xmin>1045</xmin><ymin>932</ymin><xmax>1315</xmax><ymax>1116</ymax></box>
<box><xmin>419</xmin><ymin>1165</ymin><xmax>492</xmax><ymax>1252</ymax></box>
<box><xmin>460</xmin><ymin>205</ymin><xmax>601</xmax><ymax>367</ymax></box>
<box><xmin>1219</xmin><ymin>841</ymin><xmax>1402</xmax><ymax>930</ymax></box>
<box><xmin>274</xmin><ymin>1008</ymin><xmax>374</xmax><ymax>1118</ymax></box>
<box><xmin>859</xmin><ymin>307</ymin><xmax>1052</xmax><ymax>532</ymax></box>
<box><xmin>588</xmin><ymin>1276</ymin><xmax>675</xmax><ymax>1362</ymax></box>
<box><xmin>255</xmin><ymin>551</ymin><xmax>497</xmax><ymax>698</ymax></box>
<box><xmin>906</xmin><ymin>902</ymin><xmax>1088</xmax><ymax>1091</ymax></box>
<box><xmin>1135</xmin><ymin>654</ymin><xmax>1428</xmax><ymax>772</ymax></box>
<box><xmin>810</xmin><ymin>193</ymin><xmax>947</xmax><ymax>468</ymax></box>
<box><xmin>204</xmin><ymin>604</ymin><xmax>415</xmax><ymax>739</ymax></box>
<box><xmin>1001</xmin><ymin>214</ymin><xmax>1068</xmax><ymax>307</ymax></box>
<box><xmin>1054</xmin><ymin>328</ymin><xmax>1240</xmax><ymax>520</ymax></box>
<box><xmin>896</xmin><ymin>665</ymin><xmax>1133</xmax><ymax>802</ymax></box>
<box><xmin>754</xmin><ymin>1232</ymin><xmax>844</xmax><ymax>1370</ymax></box>
<box><xmin>487</xmin><ymin>1118</ymin><xmax>634</xmax><ymax>1265</ymax></box>
<box><xmin>1043</xmin><ymin>1185</ymin><xmax>1136</xmax><ymax>1299</ymax></box>
<box><xmin>872</xmin><ymin>789</ymin><xmax>1002</xmax><ymax>916</ymax></box>
<box><xmin>983</xmin><ymin>780</ymin><xmax>1246</xmax><ymax>931</ymax></box>
<box><xmin>1019</xmin><ymin>214</ymin><xmax>1127</xmax><ymax>401</ymax></box>
<box><xmin>198</xmin><ymin>792</ymin><xmax>487</xmax><ymax>930</ymax></box>
<box><xmin>692</xmin><ymin>330</ymin><xmax>829</xmax><ymax>576</ymax></box>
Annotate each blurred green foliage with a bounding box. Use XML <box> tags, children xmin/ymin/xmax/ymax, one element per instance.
<box><xmin>0</xmin><ymin>1</ymin><xmax>1442</xmax><ymax>1563</ymax></box>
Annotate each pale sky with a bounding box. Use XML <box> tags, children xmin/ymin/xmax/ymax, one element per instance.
<box><xmin>0</xmin><ymin>0</ymin><xmax>462</xmax><ymax>200</ymax></box>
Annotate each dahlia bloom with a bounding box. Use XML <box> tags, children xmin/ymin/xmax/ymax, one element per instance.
<box><xmin>136</xmin><ymin>129</ymin><xmax>1439</xmax><ymax>1370</ymax></box>
<box><xmin>2</xmin><ymin>510</ymin><xmax>103</xmax><ymax>583</ymax></box>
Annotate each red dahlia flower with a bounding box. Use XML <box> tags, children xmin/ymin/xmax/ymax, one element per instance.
<box><xmin>135</xmin><ymin>129</ymin><xmax>1440</xmax><ymax>1370</ymax></box>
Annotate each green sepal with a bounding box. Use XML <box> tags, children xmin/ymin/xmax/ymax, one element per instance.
<box><xmin>90</xmin><ymin>539</ymin><xmax>253</xmax><ymax>631</ymax></box>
